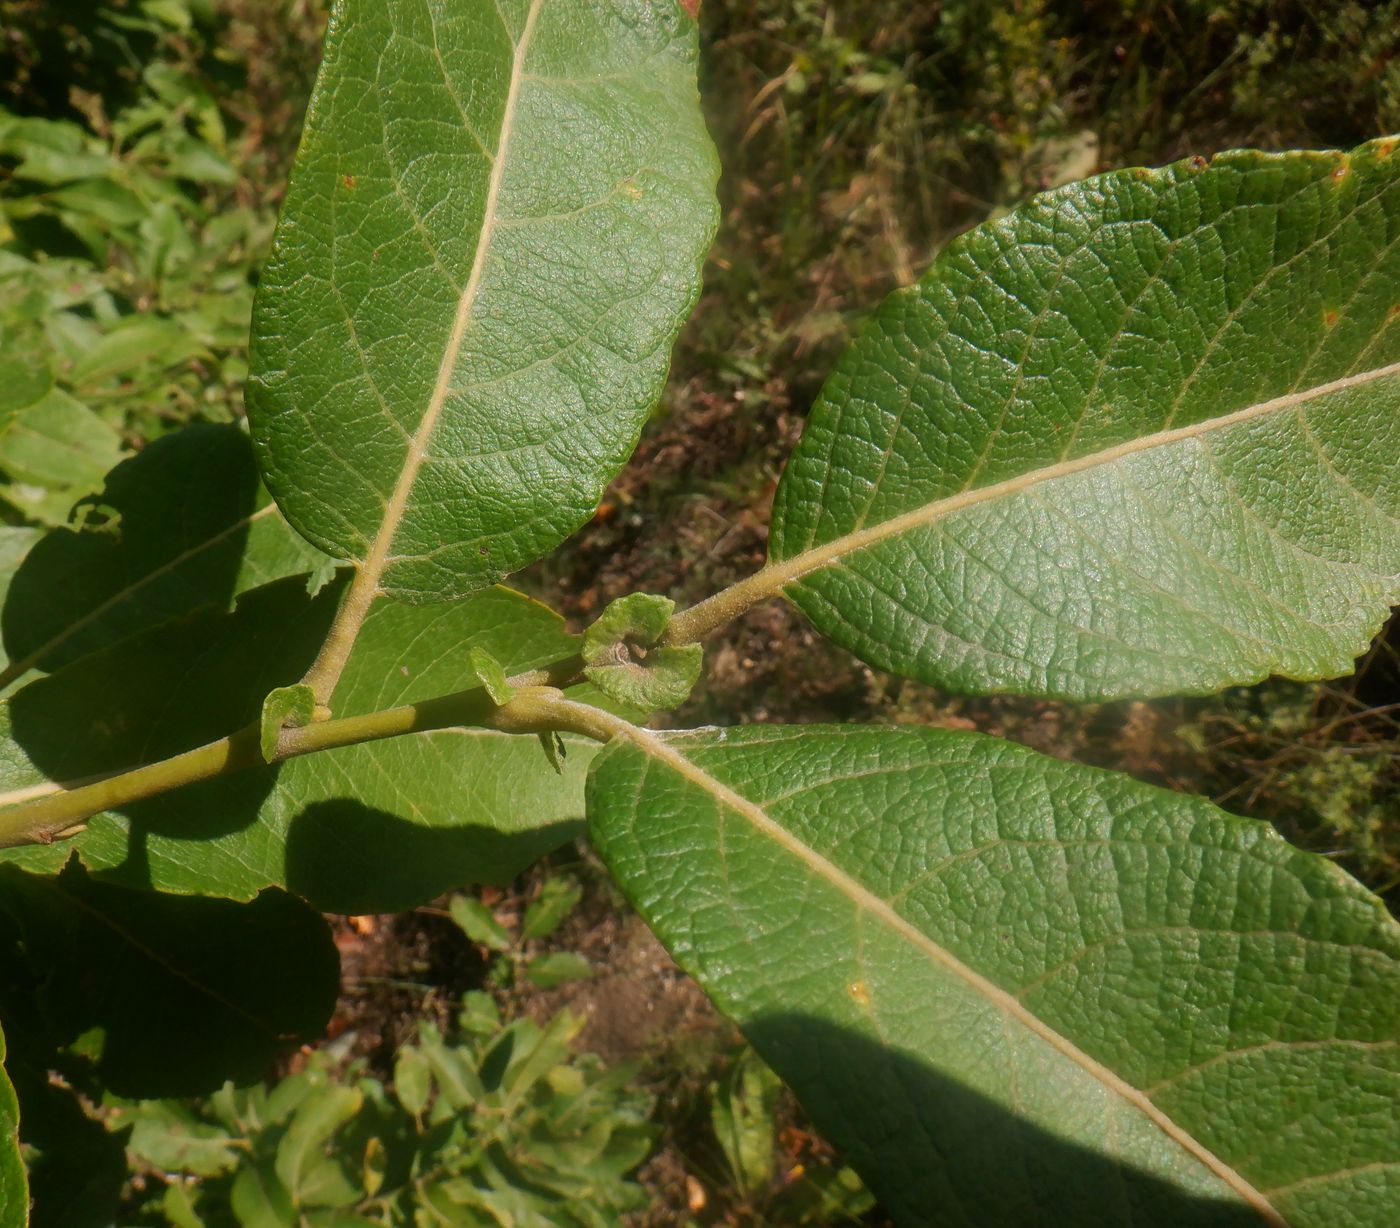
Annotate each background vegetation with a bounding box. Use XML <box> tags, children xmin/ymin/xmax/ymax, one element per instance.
<box><xmin>1</xmin><ymin>0</ymin><xmax>1396</xmax><ymax>1222</ymax></box>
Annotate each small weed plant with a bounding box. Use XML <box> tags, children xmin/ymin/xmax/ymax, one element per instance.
<box><xmin>0</xmin><ymin>2</ymin><xmax>1397</xmax><ymax>1225</ymax></box>
<box><xmin>113</xmin><ymin>992</ymin><xmax>655</xmax><ymax>1225</ymax></box>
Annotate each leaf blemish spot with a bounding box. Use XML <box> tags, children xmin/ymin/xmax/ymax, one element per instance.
<box><xmin>341</xmin><ymin>173</ymin><xmax>356</xmax><ymax>189</ymax></box>
<box><xmin>1323</xmin><ymin>308</ymin><xmax>1339</xmax><ymax>328</ymax></box>
<box><xmin>848</xmin><ymin>981</ymin><xmax>870</xmax><ymax>1007</ymax></box>
<box><xmin>1331</xmin><ymin>161</ymin><xmax>1350</xmax><ymax>183</ymax></box>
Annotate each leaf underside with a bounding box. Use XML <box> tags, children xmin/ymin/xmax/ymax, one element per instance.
<box><xmin>247</xmin><ymin>0</ymin><xmax>719</xmax><ymax>601</ymax></box>
<box><xmin>0</xmin><ymin>581</ymin><xmax>597</xmax><ymax>912</ymax></box>
<box><xmin>587</xmin><ymin>724</ymin><xmax>1400</xmax><ymax>1228</ymax></box>
<box><xmin>771</xmin><ymin>139</ymin><xmax>1400</xmax><ymax>701</ymax></box>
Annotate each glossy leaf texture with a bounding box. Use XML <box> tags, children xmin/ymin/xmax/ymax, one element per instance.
<box><xmin>770</xmin><ymin>139</ymin><xmax>1400</xmax><ymax>700</ymax></box>
<box><xmin>0</xmin><ymin>424</ymin><xmax>326</xmax><ymax>691</ymax></box>
<box><xmin>247</xmin><ymin>0</ymin><xmax>719</xmax><ymax>600</ymax></box>
<box><xmin>0</xmin><ymin>580</ymin><xmax>597</xmax><ymax>912</ymax></box>
<box><xmin>0</xmin><ymin>864</ymin><xmax>338</xmax><ymax>1097</ymax></box>
<box><xmin>0</xmin><ymin>1022</ymin><xmax>24</xmax><ymax>1228</ymax></box>
<box><xmin>588</xmin><ymin>724</ymin><xmax>1400</xmax><ymax>1227</ymax></box>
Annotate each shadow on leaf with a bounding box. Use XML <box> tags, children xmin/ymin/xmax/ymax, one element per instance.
<box><xmin>0</xmin><ymin>863</ymin><xmax>338</xmax><ymax>1098</ymax></box>
<box><xmin>3</xmin><ymin>572</ymin><xmax>586</xmax><ymax>911</ymax></box>
<box><xmin>745</xmin><ymin>1014</ymin><xmax>1272</xmax><ymax>1227</ymax></box>
<box><xmin>283</xmin><ymin>798</ymin><xmax>582</xmax><ymax>915</ymax></box>
<box><xmin>0</xmin><ymin>424</ymin><xmax>317</xmax><ymax>686</ymax></box>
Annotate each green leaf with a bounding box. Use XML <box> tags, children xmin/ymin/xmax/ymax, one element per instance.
<box><xmin>0</xmin><ymin>1023</ymin><xmax>26</xmax><ymax>1228</ymax></box>
<box><xmin>0</xmin><ymin>423</ymin><xmax>328</xmax><ymax>690</ymax></box>
<box><xmin>66</xmin><ymin>317</ymin><xmax>204</xmax><ymax>388</ymax></box>
<box><xmin>524</xmin><ymin>951</ymin><xmax>592</xmax><ymax>989</ymax></box>
<box><xmin>769</xmin><ymin>139</ymin><xmax>1400</xmax><ymax>700</ymax></box>
<box><xmin>120</xmin><ymin>1099</ymin><xmax>242</xmax><ymax>1178</ymax></box>
<box><xmin>449</xmin><ymin>894</ymin><xmax>512</xmax><ymax>952</ymax></box>
<box><xmin>275</xmin><ymin>1077</ymin><xmax>363</xmax><ymax>1206</ymax></box>
<box><xmin>711</xmin><ymin>1047</ymin><xmax>779</xmax><ymax>1200</ymax></box>
<box><xmin>587</xmin><ymin>724</ymin><xmax>1400</xmax><ymax>1227</ymax></box>
<box><xmin>467</xmin><ymin>646</ymin><xmax>516</xmax><ymax>707</ymax></box>
<box><xmin>537</xmin><ymin>730</ymin><xmax>567</xmax><ymax>775</ymax></box>
<box><xmin>247</xmin><ymin>0</ymin><xmax>718</xmax><ymax>601</ymax></box>
<box><xmin>521</xmin><ymin>874</ymin><xmax>582</xmax><ymax>941</ymax></box>
<box><xmin>394</xmin><ymin>1047</ymin><xmax>432</xmax><ymax>1117</ymax></box>
<box><xmin>261</xmin><ymin>685</ymin><xmax>317</xmax><ymax>762</ymax></box>
<box><xmin>583</xmin><ymin>594</ymin><xmax>703</xmax><ymax>710</ymax></box>
<box><xmin>0</xmin><ymin>580</ymin><xmax>599</xmax><ymax>911</ymax></box>
<box><xmin>417</xmin><ymin>1022</ymin><xmax>485</xmax><ymax>1111</ymax></box>
<box><xmin>0</xmin><ymin>389</ymin><xmax>123</xmax><ymax>527</ymax></box>
<box><xmin>231</xmin><ymin>1160</ymin><xmax>296</xmax><ymax>1228</ymax></box>
<box><xmin>0</xmin><ymin>864</ymin><xmax>339</xmax><ymax>1097</ymax></box>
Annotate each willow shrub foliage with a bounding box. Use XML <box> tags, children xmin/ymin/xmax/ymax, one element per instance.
<box><xmin>0</xmin><ymin>2</ymin><xmax>1398</xmax><ymax>1224</ymax></box>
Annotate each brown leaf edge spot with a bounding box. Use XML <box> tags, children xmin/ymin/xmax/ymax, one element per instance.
<box><xmin>679</xmin><ymin>0</ymin><xmax>700</xmax><ymax>17</ymax></box>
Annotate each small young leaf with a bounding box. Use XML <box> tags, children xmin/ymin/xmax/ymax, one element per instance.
<box><xmin>393</xmin><ymin>1047</ymin><xmax>432</xmax><ymax>1118</ymax></box>
<box><xmin>122</xmin><ymin>1100</ymin><xmax>241</xmax><ymax>1178</ymax></box>
<box><xmin>459</xmin><ymin>991</ymin><xmax>501</xmax><ymax>1037</ymax></box>
<box><xmin>583</xmin><ymin>594</ymin><xmax>703</xmax><ymax>711</ymax></box>
<box><xmin>537</xmin><ymin>731</ymin><xmax>567</xmax><ymax>776</ymax></box>
<box><xmin>525</xmin><ymin>951</ymin><xmax>592</xmax><ymax>989</ymax></box>
<box><xmin>448</xmin><ymin>895</ymin><xmax>511</xmax><ymax>952</ymax></box>
<box><xmin>274</xmin><ymin>1078</ymin><xmax>363</xmax><ymax>1204</ymax></box>
<box><xmin>467</xmin><ymin>646</ymin><xmax>516</xmax><ymax>708</ymax></box>
<box><xmin>521</xmin><ymin>875</ymin><xmax>583</xmax><ymax>941</ymax></box>
<box><xmin>711</xmin><ymin>1048</ymin><xmax>780</xmax><ymax>1200</ymax></box>
<box><xmin>260</xmin><ymin>684</ymin><xmax>316</xmax><ymax>763</ymax></box>
<box><xmin>588</xmin><ymin>724</ymin><xmax>1400</xmax><ymax>1227</ymax></box>
<box><xmin>770</xmin><ymin>139</ymin><xmax>1400</xmax><ymax>701</ymax></box>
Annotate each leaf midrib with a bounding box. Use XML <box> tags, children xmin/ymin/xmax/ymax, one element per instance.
<box><xmin>357</xmin><ymin>0</ymin><xmax>545</xmax><ymax>593</ymax></box>
<box><xmin>775</xmin><ymin>359</ymin><xmax>1400</xmax><ymax>592</ymax></box>
<box><xmin>619</xmin><ymin>725</ymin><xmax>1288</xmax><ymax>1226</ymax></box>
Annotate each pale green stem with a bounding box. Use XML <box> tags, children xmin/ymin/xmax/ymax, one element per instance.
<box><xmin>0</xmin><ymin>656</ymin><xmax>588</xmax><ymax>850</ymax></box>
<box><xmin>659</xmin><ymin>566</ymin><xmax>784</xmax><ymax>647</ymax></box>
<box><xmin>299</xmin><ymin>562</ymin><xmax>382</xmax><ymax>710</ymax></box>
<box><xmin>661</xmin><ymin>359</ymin><xmax>1400</xmax><ymax>649</ymax></box>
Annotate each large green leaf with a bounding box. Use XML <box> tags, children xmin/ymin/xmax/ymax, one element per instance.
<box><xmin>0</xmin><ymin>579</ymin><xmax>595</xmax><ymax>911</ymax></box>
<box><xmin>0</xmin><ymin>423</ymin><xmax>326</xmax><ymax>691</ymax></box>
<box><xmin>0</xmin><ymin>1022</ymin><xmax>25</xmax><ymax>1228</ymax></box>
<box><xmin>588</xmin><ymin>724</ymin><xmax>1400</xmax><ymax>1227</ymax></box>
<box><xmin>247</xmin><ymin>0</ymin><xmax>718</xmax><ymax>600</ymax></box>
<box><xmin>769</xmin><ymin>140</ymin><xmax>1400</xmax><ymax>701</ymax></box>
<box><xmin>0</xmin><ymin>864</ymin><xmax>338</xmax><ymax>1097</ymax></box>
